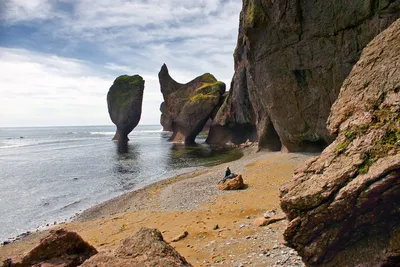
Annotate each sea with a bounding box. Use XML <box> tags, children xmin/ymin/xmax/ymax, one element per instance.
<box><xmin>0</xmin><ymin>125</ymin><xmax>242</xmax><ymax>242</ymax></box>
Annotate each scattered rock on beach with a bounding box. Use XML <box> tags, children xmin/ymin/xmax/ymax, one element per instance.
<box><xmin>80</xmin><ymin>228</ymin><xmax>193</xmax><ymax>267</ymax></box>
<box><xmin>170</xmin><ymin>231</ymin><xmax>189</xmax><ymax>243</ymax></box>
<box><xmin>280</xmin><ymin>19</ymin><xmax>400</xmax><ymax>266</ymax></box>
<box><xmin>218</xmin><ymin>175</ymin><xmax>245</xmax><ymax>191</ymax></box>
<box><xmin>2</xmin><ymin>229</ymin><xmax>97</xmax><ymax>267</ymax></box>
<box><xmin>253</xmin><ymin>216</ymin><xmax>286</xmax><ymax>227</ymax></box>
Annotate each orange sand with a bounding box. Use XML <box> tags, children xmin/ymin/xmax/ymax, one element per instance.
<box><xmin>0</xmin><ymin>152</ymin><xmax>313</xmax><ymax>266</ymax></box>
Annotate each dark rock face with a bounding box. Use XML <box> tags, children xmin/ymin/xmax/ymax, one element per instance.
<box><xmin>80</xmin><ymin>228</ymin><xmax>193</xmax><ymax>267</ymax></box>
<box><xmin>2</xmin><ymin>229</ymin><xmax>97</xmax><ymax>267</ymax></box>
<box><xmin>208</xmin><ymin>0</ymin><xmax>400</xmax><ymax>151</ymax></box>
<box><xmin>107</xmin><ymin>75</ymin><xmax>145</xmax><ymax>145</ymax></box>
<box><xmin>280</xmin><ymin>19</ymin><xmax>400</xmax><ymax>266</ymax></box>
<box><xmin>159</xmin><ymin>64</ymin><xmax>226</xmax><ymax>144</ymax></box>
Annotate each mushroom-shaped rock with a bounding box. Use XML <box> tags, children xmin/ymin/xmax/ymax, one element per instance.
<box><xmin>280</xmin><ymin>19</ymin><xmax>400</xmax><ymax>266</ymax></box>
<box><xmin>80</xmin><ymin>228</ymin><xmax>193</xmax><ymax>267</ymax></box>
<box><xmin>107</xmin><ymin>75</ymin><xmax>145</xmax><ymax>145</ymax></box>
<box><xmin>159</xmin><ymin>64</ymin><xmax>226</xmax><ymax>144</ymax></box>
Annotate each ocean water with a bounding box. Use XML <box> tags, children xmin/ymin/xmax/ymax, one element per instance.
<box><xmin>0</xmin><ymin>125</ymin><xmax>242</xmax><ymax>242</ymax></box>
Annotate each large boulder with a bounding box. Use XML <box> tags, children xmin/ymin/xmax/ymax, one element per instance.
<box><xmin>80</xmin><ymin>228</ymin><xmax>193</xmax><ymax>267</ymax></box>
<box><xmin>159</xmin><ymin>64</ymin><xmax>226</xmax><ymax>144</ymax></box>
<box><xmin>107</xmin><ymin>75</ymin><xmax>145</xmax><ymax>145</ymax></box>
<box><xmin>218</xmin><ymin>175</ymin><xmax>245</xmax><ymax>191</ymax></box>
<box><xmin>207</xmin><ymin>0</ymin><xmax>400</xmax><ymax>152</ymax></box>
<box><xmin>2</xmin><ymin>229</ymin><xmax>97</xmax><ymax>267</ymax></box>
<box><xmin>280</xmin><ymin>19</ymin><xmax>400</xmax><ymax>266</ymax></box>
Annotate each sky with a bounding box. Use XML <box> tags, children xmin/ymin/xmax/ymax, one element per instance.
<box><xmin>0</xmin><ymin>0</ymin><xmax>242</xmax><ymax>127</ymax></box>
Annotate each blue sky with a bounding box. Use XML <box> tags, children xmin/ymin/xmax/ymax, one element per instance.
<box><xmin>0</xmin><ymin>0</ymin><xmax>241</xmax><ymax>127</ymax></box>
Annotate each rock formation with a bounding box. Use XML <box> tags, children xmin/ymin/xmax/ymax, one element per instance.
<box><xmin>80</xmin><ymin>228</ymin><xmax>193</xmax><ymax>267</ymax></box>
<box><xmin>2</xmin><ymin>229</ymin><xmax>97</xmax><ymax>267</ymax></box>
<box><xmin>208</xmin><ymin>0</ymin><xmax>400</xmax><ymax>152</ymax></box>
<box><xmin>159</xmin><ymin>64</ymin><xmax>226</xmax><ymax>144</ymax></box>
<box><xmin>280</xmin><ymin>19</ymin><xmax>400</xmax><ymax>266</ymax></box>
<box><xmin>107</xmin><ymin>75</ymin><xmax>145</xmax><ymax>145</ymax></box>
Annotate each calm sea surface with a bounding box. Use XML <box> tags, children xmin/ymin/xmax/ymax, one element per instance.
<box><xmin>0</xmin><ymin>125</ymin><xmax>242</xmax><ymax>242</ymax></box>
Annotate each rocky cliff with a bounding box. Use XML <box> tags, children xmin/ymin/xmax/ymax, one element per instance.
<box><xmin>280</xmin><ymin>19</ymin><xmax>400</xmax><ymax>266</ymax></box>
<box><xmin>159</xmin><ymin>64</ymin><xmax>226</xmax><ymax>144</ymax></box>
<box><xmin>107</xmin><ymin>75</ymin><xmax>145</xmax><ymax>146</ymax></box>
<box><xmin>208</xmin><ymin>0</ymin><xmax>400</xmax><ymax>151</ymax></box>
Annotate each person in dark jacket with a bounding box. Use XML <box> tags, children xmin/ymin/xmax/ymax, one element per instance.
<box><xmin>225</xmin><ymin>167</ymin><xmax>231</xmax><ymax>178</ymax></box>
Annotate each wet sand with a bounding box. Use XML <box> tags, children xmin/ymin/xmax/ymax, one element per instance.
<box><xmin>0</xmin><ymin>148</ymin><xmax>316</xmax><ymax>266</ymax></box>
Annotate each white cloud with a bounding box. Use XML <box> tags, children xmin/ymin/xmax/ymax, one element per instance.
<box><xmin>1</xmin><ymin>0</ymin><xmax>243</xmax><ymax>126</ymax></box>
<box><xmin>0</xmin><ymin>48</ymin><xmax>163</xmax><ymax>126</ymax></box>
<box><xmin>2</xmin><ymin>0</ymin><xmax>56</xmax><ymax>22</ymax></box>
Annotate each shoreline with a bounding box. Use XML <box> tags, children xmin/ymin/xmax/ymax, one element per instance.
<box><xmin>0</xmin><ymin>144</ymin><xmax>244</xmax><ymax>244</ymax></box>
<box><xmin>0</xmin><ymin>148</ymin><xmax>317</xmax><ymax>266</ymax></box>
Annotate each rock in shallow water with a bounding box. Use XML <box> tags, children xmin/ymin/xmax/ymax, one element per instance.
<box><xmin>159</xmin><ymin>64</ymin><xmax>225</xmax><ymax>145</ymax></box>
<box><xmin>280</xmin><ymin>19</ymin><xmax>400</xmax><ymax>266</ymax></box>
<box><xmin>107</xmin><ymin>75</ymin><xmax>145</xmax><ymax>146</ymax></box>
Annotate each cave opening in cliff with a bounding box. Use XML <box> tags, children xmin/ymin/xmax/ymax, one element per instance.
<box><xmin>259</xmin><ymin>123</ymin><xmax>282</xmax><ymax>151</ymax></box>
<box><xmin>230</xmin><ymin>123</ymin><xmax>258</xmax><ymax>145</ymax></box>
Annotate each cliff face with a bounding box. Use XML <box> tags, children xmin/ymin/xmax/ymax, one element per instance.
<box><xmin>280</xmin><ymin>19</ymin><xmax>400</xmax><ymax>266</ymax></box>
<box><xmin>208</xmin><ymin>0</ymin><xmax>400</xmax><ymax>151</ymax></box>
<box><xmin>159</xmin><ymin>64</ymin><xmax>226</xmax><ymax>144</ymax></box>
<box><xmin>107</xmin><ymin>75</ymin><xmax>145</xmax><ymax>145</ymax></box>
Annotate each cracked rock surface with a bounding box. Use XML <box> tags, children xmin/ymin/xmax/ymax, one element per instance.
<box><xmin>280</xmin><ymin>19</ymin><xmax>400</xmax><ymax>266</ymax></box>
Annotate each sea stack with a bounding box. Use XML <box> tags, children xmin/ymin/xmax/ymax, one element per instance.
<box><xmin>107</xmin><ymin>75</ymin><xmax>145</xmax><ymax>146</ymax></box>
<box><xmin>280</xmin><ymin>19</ymin><xmax>400</xmax><ymax>266</ymax></box>
<box><xmin>159</xmin><ymin>64</ymin><xmax>225</xmax><ymax>144</ymax></box>
<box><xmin>208</xmin><ymin>0</ymin><xmax>400</xmax><ymax>152</ymax></box>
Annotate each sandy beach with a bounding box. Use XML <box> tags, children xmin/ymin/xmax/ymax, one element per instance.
<box><xmin>0</xmin><ymin>148</ymin><xmax>316</xmax><ymax>266</ymax></box>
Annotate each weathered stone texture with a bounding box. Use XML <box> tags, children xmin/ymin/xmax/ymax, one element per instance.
<box><xmin>209</xmin><ymin>0</ymin><xmax>400</xmax><ymax>151</ymax></box>
<box><xmin>280</xmin><ymin>19</ymin><xmax>400</xmax><ymax>266</ymax></box>
<box><xmin>159</xmin><ymin>64</ymin><xmax>225</xmax><ymax>144</ymax></box>
<box><xmin>80</xmin><ymin>228</ymin><xmax>193</xmax><ymax>267</ymax></box>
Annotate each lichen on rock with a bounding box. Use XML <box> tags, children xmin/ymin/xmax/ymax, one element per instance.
<box><xmin>280</xmin><ymin>19</ymin><xmax>400</xmax><ymax>266</ymax></box>
<box><xmin>159</xmin><ymin>64</ymin><xmax>226</xmax><ymax>144</ymax></box>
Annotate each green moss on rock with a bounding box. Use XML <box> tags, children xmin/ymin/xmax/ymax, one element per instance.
<box><xmin>244</xmin><ymin>1</ymin><xmax>265</xmax><ymax>28</ymax></box>
<box><xmin>115</xmin><ymin>75</ymin><xmax>144</xmax><ymax>86</ymax></box>
<box><xmin>189</xmin><ymin>81</ymin><xmax>224</xmax><ymax>103</ymax></box>
<box><xmin>200</xmin><ymin>73</ymin><xmax>217</xmax><ymax>83</ymax></box>
<box><xmin>108</xmin><ymin>75</ymin><xmax>144</xmax><ymax>111</ymax></box>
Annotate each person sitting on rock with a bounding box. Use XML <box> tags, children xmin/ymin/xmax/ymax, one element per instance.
<box><xmin>225</xmin><ymin>167</ymin><xmax>231</xmax><ymax>178</ymax></box>
<box><xmin>219</xmin><ymin>167</ymin><xmax>237</xmax><ymax>184</ymax></box>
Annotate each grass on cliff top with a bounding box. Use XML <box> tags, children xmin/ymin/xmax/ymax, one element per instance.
<box><xmin>115</xmin><ymin>75</ymin><xmax>144</xmax><ymax>86</ymax></box>
<box><xmin>244</xmin><ymin>1</ymin><xmax>265</xmax><ymax>28</ymax></box>
<box><xmin>108</xmin><ymin>75</ymin><xmax>144</xmax><ymax>110</ymax></box>
<box><xmin>189</xmin><ymin>81</ymin><xmax>224</xmax><ymax>103</ymax></box>
<box><xmin>200</xmin><ymin>73</ymin><xmax>218</xmax><ymax>83</ymax></box>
